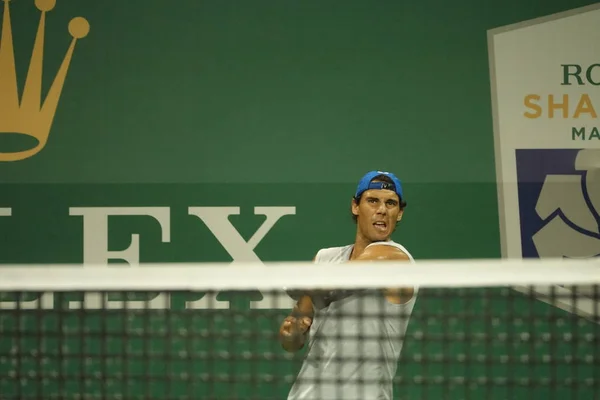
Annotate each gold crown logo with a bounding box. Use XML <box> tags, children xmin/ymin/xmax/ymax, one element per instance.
<box><xmin>0</xmin><ymin>0</ymin><xmax>89</xmax><ymax>162</ymax></box>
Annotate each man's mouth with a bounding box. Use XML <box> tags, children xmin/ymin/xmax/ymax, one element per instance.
<box><xmin>373</xmin><ymin>221</ymin><xmax>387</xmax><ymax>232</ymax></box>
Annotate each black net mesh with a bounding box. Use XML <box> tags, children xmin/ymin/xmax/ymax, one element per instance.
<box><xmin>0</xmin><ymin>286</ymin><xmax>598</xmax><ymax>400</ymax></box>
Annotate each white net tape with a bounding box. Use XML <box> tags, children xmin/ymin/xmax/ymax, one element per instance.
<box><xmin>0</xmin><ymin>258</ymin><xmax>598</xmax><ymax>291</ymax></box>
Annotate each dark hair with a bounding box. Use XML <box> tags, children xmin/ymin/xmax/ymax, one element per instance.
<box><xmin>350</xmin><ymin>174</ymin><xmax>407</xmax><ymax>223</ymax></box>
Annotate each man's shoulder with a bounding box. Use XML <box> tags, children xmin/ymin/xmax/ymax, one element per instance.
<box><xmin>316</xmin><ymin>244</ymin><xmax>353</xmax><ymax>253</ymax></box>
<box><xmin>366</xmin><ymin>241</ymin><xmax>414</xmax><ymax>261</ymax></box>
<box><xmin>314</xmin><ymin>244</ymin><xmax>353</xmax><ymax>263</ymax></box>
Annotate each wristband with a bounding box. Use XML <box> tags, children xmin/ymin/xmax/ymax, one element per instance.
<box><xmin>285</xmin><ymin>288</ymin><xmax>308</xmax><ymax>301</ymax></box>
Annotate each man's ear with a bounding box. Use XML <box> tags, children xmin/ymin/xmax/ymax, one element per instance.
<box><xmin>351</xmin><ymin>197</ymin><xmax>359</xmax><ymax>217</ymax></box>
<box><xmin>397</xmin><ymin>209</ymin><xmax>404</xmax><ymax>222</ymax></box>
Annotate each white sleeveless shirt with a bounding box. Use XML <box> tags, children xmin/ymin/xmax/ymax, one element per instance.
<box><xmin>287</xmin><ymin>241</ymin><xmax>418</xmax><ymax>400</ymax></box>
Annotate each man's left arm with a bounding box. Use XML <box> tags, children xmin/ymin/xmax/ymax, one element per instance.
<box><xmin>352</xmin><ymin>245</ymin><xmax>415</xmax><ymax>304</ymax></box>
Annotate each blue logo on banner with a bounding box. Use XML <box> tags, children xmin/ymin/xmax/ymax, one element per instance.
<box><xmin>515</xmin><ymin>149</ymin><xmax>600</xmax><ymax>259</ymax></box>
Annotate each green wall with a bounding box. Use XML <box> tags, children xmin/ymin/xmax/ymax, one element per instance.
<box><xmin>0</xmin><ymin>0</ymin><xmax>598</xmax><ymax>399</ymax></box>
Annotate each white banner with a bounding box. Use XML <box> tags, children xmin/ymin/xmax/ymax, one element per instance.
<box><xmin>488</xmin><ymin>4</ymin><xmax>600</xmax><ymax>321</ymax></box>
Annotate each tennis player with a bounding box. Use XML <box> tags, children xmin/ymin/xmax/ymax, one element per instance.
<box><xmin>279</xmin><ymin>170</ymin><xmax>418</xmax><ymax>400</ymax></box>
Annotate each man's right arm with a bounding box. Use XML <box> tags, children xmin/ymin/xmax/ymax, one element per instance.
<box><xmin>278</xmin><ymin>254</ymin><xmax>318</xmax><ymax>352</ymax></box>
<box><xmin>278</xmin><ymin>295</ymin><xmax>314</xmax><ymax>352</ymax></box>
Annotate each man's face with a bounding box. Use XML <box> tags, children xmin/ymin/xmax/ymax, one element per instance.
<box><xmin>352</xmin><ymin>188</ymin><xmax>403</xmax><ymax>242</ymax></box>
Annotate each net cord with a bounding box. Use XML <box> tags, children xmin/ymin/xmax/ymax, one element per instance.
<box><xmin>0</xmin><ymin>258</ymin><xmax>598</xmax><ymax>291</ymax></box>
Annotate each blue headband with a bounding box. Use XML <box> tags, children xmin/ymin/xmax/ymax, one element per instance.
<box><xmin>354</xmin><ymin>170</ymin><xmax>404</xmax><ymax>200</ymax></box>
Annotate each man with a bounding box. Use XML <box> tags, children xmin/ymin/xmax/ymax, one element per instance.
<box><xmin>279</xmin><ymin>170</ymin><xmax>418</xmax><ymax>400</ymax></box>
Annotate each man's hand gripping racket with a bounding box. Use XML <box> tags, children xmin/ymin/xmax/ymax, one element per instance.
<box><xmin>280</xmin><ymin>311</ymin><xmax>312</xmax><ymax>343</ymax></box>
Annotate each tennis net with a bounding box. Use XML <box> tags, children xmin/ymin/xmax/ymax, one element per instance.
<box><xmin>0</xmin><ymin>258</ymin><xmax>598</xmax><ymax>400</ymax></box>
